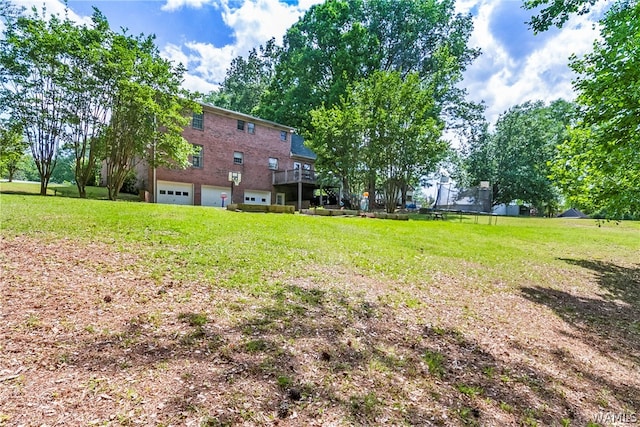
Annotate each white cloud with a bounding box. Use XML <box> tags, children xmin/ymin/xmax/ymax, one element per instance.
<box><xmin>217</xmin><ymin>0</ymin><xmax>318</xmax><ymax>53</ymax></box>
<box><xmin>181</xmin><ymin>73</ymin><xmax>220</xmax><ymax>94</ymax></box>
<box><xmin>7</xmin><ymin>0</ymin><xmax>91</xmax><ymax>24</ymax></box>
<box><xmin>184</xmin><ymin>41</ymin><xmax>236</xmax><ymax>84</ymax></box>
<box><xmin>160</xmin><ymin>0</ymin><xmax>322</xmax><ymax>93</ymax></box>
<box><xmin>161</xmin><ymin>0</ymin><xmax>210</xmax><ymax>12</ymax></box>
<box><xmin>461</xmin><ymin>0</ymin><xmax>602</xmax><ymax>125</ymax></box>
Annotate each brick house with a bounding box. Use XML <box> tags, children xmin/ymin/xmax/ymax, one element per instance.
<box><xmin>145</xmin><ymin>103</ymin><xmax>318</xmax><ymax>210</ymax></box>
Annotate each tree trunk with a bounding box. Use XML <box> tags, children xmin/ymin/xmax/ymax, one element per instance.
<box><xmin>76</xmin><ymin>182</ymin><xmax>86</xmax><ymax>199</ymax></box>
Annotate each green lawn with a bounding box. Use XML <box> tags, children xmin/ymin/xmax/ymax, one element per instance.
<box><xmin>0</xmin><ymin>180</ymin><xmax>140</xmax><ymax>201</ymax></box>
<box><xmin>1</xmin><ymin>189</ymin><xmax>639</xmax><ymax>426</ymax></box>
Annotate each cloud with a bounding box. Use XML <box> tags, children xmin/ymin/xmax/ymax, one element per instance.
<box><xmin>161</xmin><ymin>0</ymin><xmax>211</xmax><ymax>12</ymax></box>
<box><xmin>5</xmin><ymin>0</ymin><xmax>92</xmax><ymax>25</ymax></box>
<box><xmin>159</xmin><ymin>0</ymin><xmax>322</xmax><ymax>93</ymax></box>
<box><xmin>216</xmin><ymin>0</ymin><xmax>321</xmax><ymax>53</ymax></box>
<box><xmin>460</xmin><ymin>0</ymin><xmax>601</xmax><ymax>125</ymax></box>
<box><xmin>181</xmin><ymin>73</ymin><xmax>220</xmax><ymax>94</ymax></box>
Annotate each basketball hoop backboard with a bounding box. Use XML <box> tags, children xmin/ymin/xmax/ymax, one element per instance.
<box><xmin>228</xmin><ymin>172</ymin><xmax>242</xmax><ymax>185</ymax></box>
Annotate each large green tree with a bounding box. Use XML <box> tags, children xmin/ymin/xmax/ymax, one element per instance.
<box><xmin>310</xmin><ymin>71</ymin><xmax>446</xmax><ymax>213</ymax></box>
<box><xmin>551</xmin><ymin>2</ymin><xmax>640</xmax><ymax>217</ymax></box>
<box><xmin>1</xmin><ymin>3</ymin><xmax>200</xmax><ymax>200</ymax></box>
<box><xmin>258</xmin><ymin>0</ymin><xmax>478</xmax><ymax>133</ymax></box>
<box><xmin>0</xmin><ymin>8</ymin><xmax>72</xmax><ymax>195</ymax></box>
<box><xmin>63</xmin><ymin>10</ymin><xmax>112</xmax><ymax>198</ymax></box>
<box><xmin>102</xmin><ymin>32</ymin><xmax>199</xmax><ymax>201</ymax></box>
<box><xmin>464</xmin><ymin>100</ymin><xmax>576</xmax><ymax>213</ymax></box>
<box><xmin>309</xmin><ymin>95</ymin><xmax>364</xmax><ymax>206</ymax></box>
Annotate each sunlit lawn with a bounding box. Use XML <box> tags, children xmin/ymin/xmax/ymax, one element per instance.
<box><xmin>1</xmin><ymin>186</ymin><xmax>639</xmax><ymax>426</ymax></box>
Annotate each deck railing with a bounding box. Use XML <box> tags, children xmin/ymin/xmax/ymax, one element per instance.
<box><xmin>272</xmin><ymin>169</ymin><xmax>317</xmax><ymax>185</ymax></box>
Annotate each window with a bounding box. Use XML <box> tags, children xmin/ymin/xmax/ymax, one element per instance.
<box><xmin>191</xmin><ymin>144</ymin><xmax>203</xmax><ymax>168</ymax></box>
<box><xmin>268</xmin><ymin>157</ymin><xmax>278</xmax><ymax>170</ymax></box>
<box><xmin>280</xmin><ymin>131</ymin><xmax>288</xmax><ymax>141</ymax></box>
<box><xmin>183</xmin><ymin>192</ymin><xmax>189</xmax><ymax>197</ymax></box>
<box><xmin>175</xmin><ymin>191</ymin><xmax>182</xmax><ymax>196</ymax></box>
<box><xmin>233</xmin><ymin>151</ymin><xmax>243</xmax><ymax>165</ymax></box>
<box><xmin>237</xmin><ymin>120</ymin><xmax>245</xmax><ymax>131</ymax></box>
<box><xmin>247</xmin><ymin>122</ymin><xmax>255</xmax><ymax>134</ymax></box>
<box><xmin>192</xmin><ymin>112</ymin><xmax>203</xmax><ymax>130</ymax></box>
<box><xmin>159</xmin><ymin>190</ymin><xmax>166</xmax><ymax>195</ymax></box>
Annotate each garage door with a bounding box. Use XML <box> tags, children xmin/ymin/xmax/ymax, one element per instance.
<box><xmin>157</xmin><ymin>181</ymin><xmax>193</xmax><ymax>205</ymax></box>
<box><xmin>243</xmin><ymin>190</ymin><xmax>271</xmax><ymax>205</ymax></box>
<box><xmin>202</xmin><ymin>185</ymin><xmax>231</xmax><ymax>207</ymax></box>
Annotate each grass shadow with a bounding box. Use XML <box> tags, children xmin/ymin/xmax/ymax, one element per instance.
<box><xmin>522</xmin><ymin>259</ymin><xmax>640</xmax><ymax>360</ymax></box>
<box><xmin>521</xmin><ymin>259</ymin><xmax>640</xmax><ymax>417</ymax></box>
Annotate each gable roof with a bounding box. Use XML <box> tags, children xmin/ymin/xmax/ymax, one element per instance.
<box><xmin>557</xmin><ymin>207</ymin><xmax>588</xmax><ymax>218</ymax></box>
<box><xmin>291</xmin><ymin>134</ymin><xmax>317</xmax><ymax>161</ymax></box>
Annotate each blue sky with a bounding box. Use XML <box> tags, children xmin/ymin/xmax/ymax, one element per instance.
<box><xmin>7</xmin><ymin>0</ymin><xmax>605</xmax><ymax>128</ymax></box>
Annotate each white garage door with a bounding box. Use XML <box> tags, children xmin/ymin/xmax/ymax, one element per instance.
<box><xmin>243</xmin><ymin>190</ymin><xmax>271</xmax><ymax>205</ymax></box>
<box><xmin>157</xmin><ymin>181</ymin><xmax>193</xmax><ymax>205</ymax></box>
<box><xmin>202</xmin><ymin>185</ymin><xmax>231</xmax><ymax>207</ymax></box>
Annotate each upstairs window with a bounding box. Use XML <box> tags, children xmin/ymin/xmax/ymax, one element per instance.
<box><xmin>268</xmin><ymin>157</ymin><xmax>278</xmax><ymax>170</ymax></box>
<box><xmin>237</xmin><ymin>120</ymin><xmax>245</xmax><ymax>131</ymax></box>
<box><xmin>191</xmin><ymin>144</ymin><xmax>203</xmax><ymax>168</ymax></box>
<box><xmin>247</xmin><ymin>122</ymin><xmax>255</xmax><ymax>134</ymax></box>
<box><xmin>280</xmin><ymin>131</ymin><xmax>288</xmax><ymax>141</ymax></box>
<box><xmin>192</xmin><ymin>113</ymin><xmax>204</xmax><ymax>130</ymax></box>
<box><xmin>233</xmin><ymin>151</ymin><xmax>244</xmax><ymax>165</ymax></box>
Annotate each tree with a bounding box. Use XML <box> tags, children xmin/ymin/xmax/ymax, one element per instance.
<box><xmin>0</xmin><ymin>8</ymin><xmax>72</xmax><ymax>195</ymax></box>
<box><xmin>309</xmin><ymin>96</ymin><xmax>364</xmax><ymax>207</ymax></box>
<box><xmin>63</xmin><ymin>9</ymin><xmax>112</xmax><ymax>198</ymax></box>
<box><xmin>102</xmin><ymin>32</ymin><xmax>199</xmax><ymax>201</ymax></box>
<box><xmin>551</xmin><ymin>2</ymin><xmax>640</xmax><ymax>217</ymax></box>
<box><xmin>1</xmin><ymin>5</ymin><xmax>201</xmax><ymax>200</ymax></box>
<box><xmin>309</xmin><ymin>71</ymin><xmax>447</xmax><ymax>213</ymax></box>
<box><xmin>49</xmin><ymin>148</ymin><xmax>75</xmax><ymax>184</ymax></box>
<box><xmin>464</xmin><ymin>100</ymin><xmax>576</xmax><ymax>213</ymax></box>
<box><xmin>0</xmin><ymin>122</ymin><xmax>27</xmax><ymax>182</ymax></box>
<box><xmin>203</xmin><ymin>39</ymin><xmax>278</xmax><ymax>115</ymax></box>
<box><xmin>258</xmin><ymin>0</ymin><xmax>478</xmax><ymax>133</ymax></box>
<box><xmin>524</xmin><ymin>0</ymin><xmax>601</xmax><ymax>33</ymax></box>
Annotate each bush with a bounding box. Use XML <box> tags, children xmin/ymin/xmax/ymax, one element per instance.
<box><xmin>226</xmin><ymin>204</ymin><xmax>294</xmax><ymax>214</ymax></box>
<box><xmin>120</xmin><ymin>172</ymin><xmax>138</xmax><ymax>195</ymax></box>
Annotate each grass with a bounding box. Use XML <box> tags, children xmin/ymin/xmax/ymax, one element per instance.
<box><xmin>0</xmin><ymin>180</ymin><xmax>140</xmax><ymax>201</ymax></box>
<box><xmin>1</xmin><ymin>184</ymin><xmax>639</xmax><ymax>426</ymax></box>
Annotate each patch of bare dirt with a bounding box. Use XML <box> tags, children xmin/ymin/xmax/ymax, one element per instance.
<box><xmin>1</xmin><ymin>235</ymin><xmax>639</xmax><ymax>426</ymax></box>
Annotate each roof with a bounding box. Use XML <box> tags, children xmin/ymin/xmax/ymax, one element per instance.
<box><xmin>200</xmin><ymin>102</ymin><xmax>295</xmax><ymax>132</ymax></box>
<box><xmin>557</xmin><ymin>208</ymin><xmax>588</xmax><ymax>218</ymax></box>
<box><xmin>291</xmin><ymin>134</ymin><xmax>317</xmax><ymax>160</ymax></box>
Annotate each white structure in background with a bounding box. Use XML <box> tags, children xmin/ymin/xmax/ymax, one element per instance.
<box><xmin>434</xmin><ymin>174</ymin><xmax>458</xmax><ymax>209</ymax></box>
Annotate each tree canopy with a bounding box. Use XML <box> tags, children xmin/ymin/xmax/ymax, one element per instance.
<box><xmin>203</xmin><ymin>39</ymin><xmax>278</xmax><ymax>115</ymax></box>
<box><xmin>309</xmin><ymin>71</ymin><xmax>447</xmax><ymax>212</ymax></box>
<box><xmin>463</xmin><ymin>100</ymin><xmax>576</xmax><ymax>213</ymax></box>
<box><xmin>0</xmin><ymin>3</ymin><xmax>200</xmax><ymax>199</ymax></box>
<box><xmin>551</xmin><ymin>1</ymin><xmax>640</xmax><ymax>217</ymax></box>
<box><xmin>256</xmin><ymin>0</ymin><xmax>479</xmax><ymax>134</ymax></box>
<box><xmin>524</xmin><ymin>0</ymin><xmax>600</xmax><ymax>32</ymax></box>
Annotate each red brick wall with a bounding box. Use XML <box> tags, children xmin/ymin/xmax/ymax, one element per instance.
<box><xmin>152</xmin><ymin>106</ymin><xmax>303</xmax><ymax>205</ymax></box>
